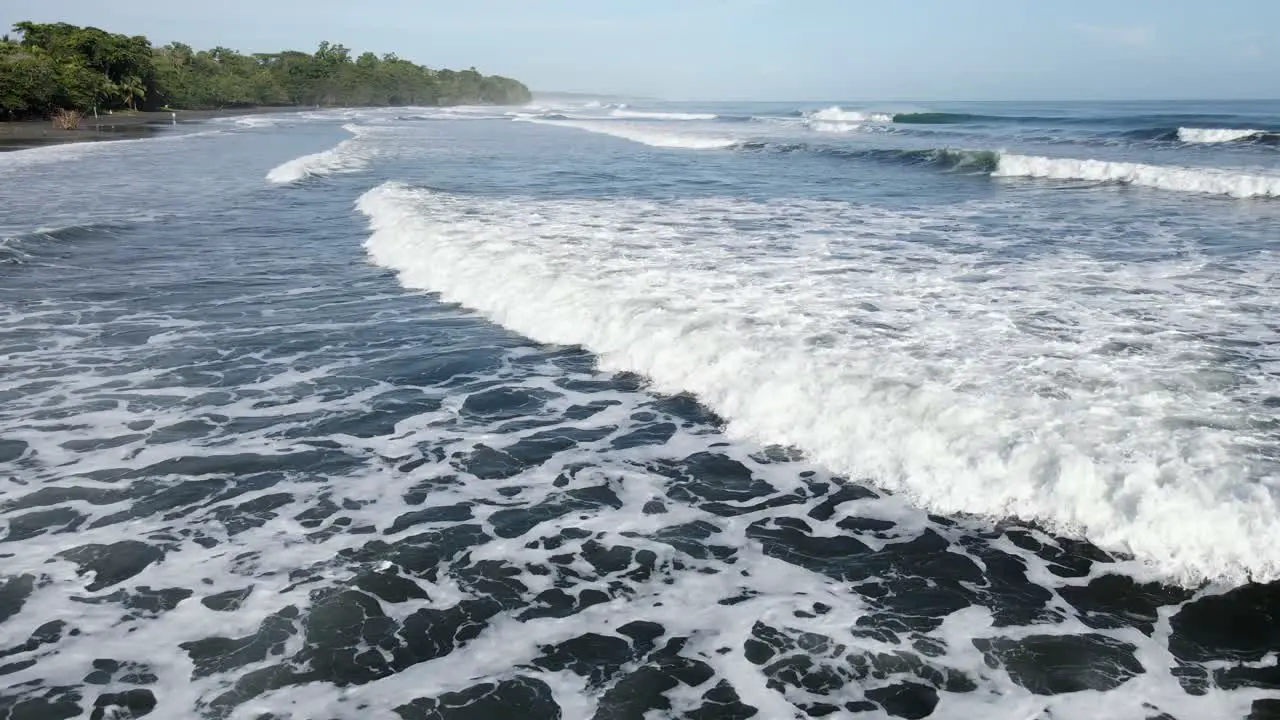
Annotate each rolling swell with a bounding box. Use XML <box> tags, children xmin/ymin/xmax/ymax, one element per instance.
<box><xmin>265</xmin><ymin>123</ymin><xmax>374</xmax><ymax>185</ymax></box>
<box><xmin>892</xmin><ymin>112</ymin><xmax>990</xmax><ymax>124</ymax></box>
<box><xmin>888</xmin><ymin>112</ymin><xmax>1280</xmax><ymax>140</ymax></box>
<box><xmin>523</xmin><ymin>116</ymin><xmax>1280</xmax><ymax>198</ymax></box>
<box><xmin>1119</xmin><ymin>127</ymin><xmax>1280</xmax><ymax>144</ymax></box>
<box><xmin>1</xmin><ymin>222</ymin><xmax>143</xmax><ymax>264</ymax></box>
<box><xmin>995</xmin><ymin>154</ymin><xmax>1280</xmax><ymax>197</ymax></box>
<box><xmin>735</xmin><ymin>141</ymin><xmax>999</xmax><ymax>172</ymax></box>
<box><xmin>732</xmin><ymin>141</ymin><xmax>1280</xmax><ymax>197</ymax></box>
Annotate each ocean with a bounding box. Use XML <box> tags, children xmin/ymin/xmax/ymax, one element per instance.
<box><xmin>1</xmin><ymin>99</ymin><xmax>1279</xmax><ymax>720</ymax></box>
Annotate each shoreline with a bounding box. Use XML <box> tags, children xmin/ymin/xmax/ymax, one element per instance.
<box><xmin>0</xmin><ymin>106</ymin><xmax>299</xmax><ymax>152</ymax></box>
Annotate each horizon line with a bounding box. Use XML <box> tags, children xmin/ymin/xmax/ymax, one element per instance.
<box><xmin>532</xmin><ymin>91</ymin><xmax>1280</xmax><ymax>104</ymax></box>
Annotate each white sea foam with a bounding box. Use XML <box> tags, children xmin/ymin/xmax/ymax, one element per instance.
<box><xmin>609</xmin><ymin>109</ymin><xmax>719</xmax><ymax>121</ymax></box>
<box><xmin>807</xmin><ymin>106</ymin><xmax>895</xmax><ymax>123</ymax></box>
<box><xmin>0</xmin><ymin>130</ymin><xmax>225</xmax><ymax>175</ymax></box>
<box><xmin>359</xmin><ymin>182</ymin><xmax>1280</xmax><ymax>585</ymax></box>
<box><xmin>805</xmin><ymin>106</ymin><xmax>892</xmax><ymax>133</ymax></box>
<box><xmin>518</xmin><ymin>117</ymin><xmax>739</xmax><ymax>149</ymax></box>
<box><xmin>1176</xmin><ymin>127</ymin><xmax>1264</xmax><ymax>143</ymax></box>
<box><xmin>229</xmin><ymin>115</ymin><xmax>290</xmax><ymax>128</ymax></box>
<box><xmin>995</xmin><ymin>153</ymin><xmax>1280</xmax><ymax>198</ymax></box>
<box><xmin>265</xmin><ymin>124</ymin><xmax>373</xmax><ymax>184</ymax></box>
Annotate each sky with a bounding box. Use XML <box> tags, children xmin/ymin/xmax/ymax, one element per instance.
<box><xmin>3</xmin><ymin>0</ymin><xmax>1278</xmax><ymax>101</ymax></box>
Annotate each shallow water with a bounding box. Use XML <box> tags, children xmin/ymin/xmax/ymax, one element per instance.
<box><xmin>1</xmin><ymin>101</ymin><xmax>1279</xmax><ymax>720</ymax></box>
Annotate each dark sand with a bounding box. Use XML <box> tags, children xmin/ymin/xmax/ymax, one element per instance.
<box><xmin>0</xmin><ymin>107</ymin><xmax>298</xmax><ymax>151</ymax></box>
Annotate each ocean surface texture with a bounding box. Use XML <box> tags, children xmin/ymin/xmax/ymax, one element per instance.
<box><xmin>2</xmin><ymin>100</ymin><xmax>1279</xmax><ymax>720</ymax></box>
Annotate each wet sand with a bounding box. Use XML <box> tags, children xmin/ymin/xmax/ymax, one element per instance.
<box><xmin>0</xmin><ymin>107</ymin><xmax>297</xmax><ymax>151</ymax></box>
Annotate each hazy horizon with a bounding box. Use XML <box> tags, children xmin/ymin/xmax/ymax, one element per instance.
<box><xmin>3</xmin><ymin>0</ymin><xmax>1279</xmax><ymax>102</ymax></box>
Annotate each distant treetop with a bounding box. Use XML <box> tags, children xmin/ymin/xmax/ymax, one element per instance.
<box><xmin>0</xmin><ymin>21</ymin><xmax>532</xmax><ymax>120</ymax></box>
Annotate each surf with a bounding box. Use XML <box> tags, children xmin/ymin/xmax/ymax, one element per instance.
<box><xmin>515</xmin><ymin>117</ymin><xmax>740</xmax><ymax>149</ymax></box>
<box><xmin>358</xmin><ymin>181</ymin><xmax>1280</xmax><ymax>586</ymax></box>
<box><xmin>265</xmin><ymin>124</ymin><xmax>374</xmax><ymax>184</ymax></box>
<box><xmin>994</xmin><ymin>153</ymin><xmax>1280</xmax><ymax>197</ymax></box>
<box><xmin>804</xmin><ymin>106</ymin><xmax>893</xmax><ymax>133</ymax></box>
<box><xmin>1176</xmin><ymin>127</ymin><xmax>1269</xmax><ymax>143</ymax></box>
<box><xmin>609</xmin><ymin>109</ymin><xmax>719</xmax><ymax>121</ymax></box>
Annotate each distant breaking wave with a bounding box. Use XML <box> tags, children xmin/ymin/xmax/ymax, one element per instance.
<box><xmin>516</xmin><ymin>117</ymin><xmax>739</xmax><ymax>149</ymax></box>
<box><xmin>741</xmin><ymin>142</ymin><xmax>1280</xmax><ymax>198</ymax></box>
<box><xmin>993</xmin><ymin>154</ymin><xmax>1280</xmax><ymax>197</ymax></box>
<box><xmin>609</xmin><ymin>109</ymin><xmax>719</xmax><ymax>121</ymax></box>
<box><xmin>736</xmin><ymin>142</ymin><xmax>1000</xmax><ymax>172</ymax></box>
<box><xmin>805</xmin><ymin>106</ymin><xmax>893</xmax><ymax>133</ymax></box>
<box><xmin>265</xmin><ymin>124</ymin><xmax>373</xmax><ymax>184</ymax></box>
<box><xmin>1176</xmin><ymin>127</ymin><xmax>1271</xmax><ymax>144</ymax></box>
<box><xmin>869</xmin><ymin>112</ymin><xmax>1280</xmax><ymax>145</ymax></box>
<box><xmin>519</xmin><ymin>118</ymin><xmax>1280</xmax><ymax>198</ymax></box>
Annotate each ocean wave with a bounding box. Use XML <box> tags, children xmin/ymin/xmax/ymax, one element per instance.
<box><xmin>0</xmin><ymin>219</ymin><xmax>155</xmax><ymax>264</ymax></box>
<box><xmin>0</xmin><ymin>130</ymin><xmax>225</xmax><ymax>175</ymax></box>
<box><xmin>891</xmin><ymin>112</ymin><xmax>988</xmax><ymax>124</ymax></box>
<box><xmin>738</xmin><ymin>140</ymin><xmax>1280</xmax><ymax>197</ymax></box>
<box><xmin>807</xmin><ymin>107</ymin><xmax>894</xmax><ymax>123</ymax></box>
<box><xmin>735</xmin><ymin>142</ymin><xmax>1001</xmax><ymax>172</ymax></box>
<box><xmin>358</xmin><ymin>181</ymin><xmax>1280</xmax><ymax>585</ymax></box>
<box><xmin>805</xmin><ymin>106</ymin><xmax>893</xmax><ymax>133</ymax></box>
<box><xmin>265</xmin><ymin>124</ymin><xmax>373</xmax><ymax>184</ymax></box>
<box><xmin>1176</xmin><ymin>127</ymin><xmax>1268</xmax><ymax>144</ymax></box>
<box><xmin>516</xmin><ymin>117</ymin><xmax>739</xmax><ymax>149</ymax></box>
<box><xmin>749</xmin><ymin>115</ymin><xmax>807</xmax><ymax>128</ymax></box>
<box><xmin>994</xmin><ymin>154</ymin><xmax>1280</xmax><ymax>198</ymax></box>
<box><xmin>609</xmin><ymin>109</ymin><xmax>719</xmax><ymax>121</ymax></box>
<box><xmin>228</xmin><ymin>115</ymin><xmax>290</xmax><ymax>129</ymax></box>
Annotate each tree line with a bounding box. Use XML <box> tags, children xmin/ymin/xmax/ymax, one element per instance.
<box><xmin>0</xmin><ymin>21</ymin><xmax>532</xmax><ymax>120</ymax></box>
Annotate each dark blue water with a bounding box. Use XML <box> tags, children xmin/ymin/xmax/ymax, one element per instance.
<box><xmin>1</xmin><ymin>101</ymin><xmax>1278</xmax><ymax>720</ymax></box>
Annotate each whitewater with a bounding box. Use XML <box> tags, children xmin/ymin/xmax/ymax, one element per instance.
<box><xmin>3</xmin><ymin>98</ymin><xmax>1280</xmax><ymax>720</ymax></box>
<box><xmin>358</xmin><ymin>182</ymin><xmax>1280</xmax><ymax>585</ymax></box>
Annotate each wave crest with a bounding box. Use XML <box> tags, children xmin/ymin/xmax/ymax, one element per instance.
<box><xmin>357</xmin><ymin>182</ymin><xmax>1280</xmax><ymax>585</ymax></box>
<box><xmin>265</xmin><ymin>124</ymin><xmax>373</xmax><ymax>185</ymax></box>
<box><xmin>516</xmin><ymin>117</ymin><xmax>739</xmax><ymax>149</ymax></box>
<box><xmin>1176</xmin><ymin>127</ymin><xmax>1266</xmax><ymax>144</ymax></box>
<box><xmin>891</xmin><ymin>112</ymin><xmax>985</xmax><ymax>124</ymax></box>
<box><xmin>995</xmin><ymin>154</ymin><xmax>1280</xmax><ymax>198</ymax></box>
<box><xmin>805</xmin><ymin>106</ymin><xmax>893</xmax><ymax>133</ymax></box>
<box><xmin>609</xmin><ymin>109</ymin><xmax>719</xmax><ymax>121</ymax></box>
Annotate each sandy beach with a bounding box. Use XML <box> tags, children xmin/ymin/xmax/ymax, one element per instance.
<box><xmin>0</xmin><ymin>107</ymin><xmax>297</xmax><ymax>151</ymax></box>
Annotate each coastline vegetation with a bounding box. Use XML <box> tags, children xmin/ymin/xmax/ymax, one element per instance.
<box><xmin>0</xmin><ymin>21</ymin><xmax>531</xmax><ymax>120</ymax></box>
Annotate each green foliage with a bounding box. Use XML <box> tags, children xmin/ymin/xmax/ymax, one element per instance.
<box><xmin>0</xmin><ymin>44</ymin><xmax>57</xmax><ymax>116</ymax></box>
<box><xmin>0</xmin><ymin>20</ymin><xmax>532</xmax><ymax>119</ymax></box>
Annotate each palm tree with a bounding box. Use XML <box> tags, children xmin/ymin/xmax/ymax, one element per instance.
<box><xmin>117</xmin><ymin>74</ymin><xmax>145</xmax><ymax>110</ymax></box>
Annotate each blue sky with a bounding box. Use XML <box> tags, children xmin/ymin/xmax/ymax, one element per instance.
<box><xmin>3</xmin><ymin>0</ymin><xmax>1277</xmax><ymax>101</ymax></box>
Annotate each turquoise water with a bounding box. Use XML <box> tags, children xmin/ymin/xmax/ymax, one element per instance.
<box><xmin>1</xmin><ymin>100</ymin><xmax>1279</xmax><ymax>719</ymax></box>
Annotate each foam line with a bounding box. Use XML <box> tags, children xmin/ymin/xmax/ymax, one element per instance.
<box><xmin>995</xmin><ymin>153</ymin><xmax>1280</xmax><ymax>198</ymax></box>
<box><xmin>358</xmin><ymin>182</ymin><xmax>1280</xmax><ymax>585</ymax></box>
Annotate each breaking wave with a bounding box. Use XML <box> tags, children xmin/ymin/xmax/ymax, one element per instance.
<box><xmin>994</xmin><ymin>154</ymin><xmax>1280</xmax><ymax>197</ymax></box>
<box><xmin>516</xmin><ymin>117</ymin><xmax>739</xmax><ymax>149</ymax></box>
<box><xmin>358</xmin><ymin>181</ymin><xmax>1280</xmax><ymax>585</ymax></box>
<box><xmin>805</xmin><ymin>106</ymin><xmax>893</xmax><ymax>133</ymax></box>
<box><xmin>265</xmin><ymin>124</ymin><xmax>373</xmax><ymax>184</ymax></box>
<box><xmin>609</xmin><ymin>109</ymin><xmax>719</xmax><ymax>121</ymax></box>
<box><xmin>737</xmin><ymin>141</ymin><xmax>1280</xmax><ymax>197</ymax></box>
<box><xmin>1176</xmin><ymin>127</ymin><xmax>1269</xmax><ymax>144</ymax></box>
<box><xmin>0</xmin><ymin>130</ymin><xmax>225</xmax><ymax>175</ymax></box>
<box><xmin>515</xmin><ymin>117</ymin><xmax>1280</xmax><ymax>198</ymax></box>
